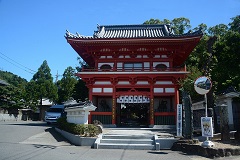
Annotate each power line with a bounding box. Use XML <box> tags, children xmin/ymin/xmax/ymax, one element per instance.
<box><xmin>0</xmin><ymin>51</ymin><xmax>36</xmax><ymax>74</ymax></box>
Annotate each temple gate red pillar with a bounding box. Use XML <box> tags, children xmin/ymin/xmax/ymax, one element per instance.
<box><xmin>150</xmin><ymin>83</ymin><xmax>154</xmax><ymax>125</ymax></box>
<box><xmin>174</xmin><ymin>86</ymin><xmax>180</xmax><ymax>122</ymax></box>
<box><xmin>112</xmin><ymin>85</ymin><xmax>116</xmax><ymax>125</ymax></box>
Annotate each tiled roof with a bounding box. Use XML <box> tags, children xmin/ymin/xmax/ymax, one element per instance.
<box><xmin>65</xmin><ymin>24</ymin><xmax>202</xmax><ymax>39</ymax></box>
<box><xmin>93</xmin><ymin>24</ymin><xmax>173</xmax><ymax>38</ymax></box>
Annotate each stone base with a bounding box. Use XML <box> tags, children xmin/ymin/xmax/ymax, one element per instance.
<box><xmin>171</xmin><ymin>139</ymin><xmax>240</xmax><ymax>158</ymax></box>
<box><xmin>201</xmin><ymin>140</ymin><xmax>214</xmax><ymax>147</ymax></box>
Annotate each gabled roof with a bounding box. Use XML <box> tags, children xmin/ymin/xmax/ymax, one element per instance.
<box><xmin>65</xmin><ymin>24</ymin><xmax>203</xmax><ymax>67</ymax></box>
<box><xmin>65</xmin><ymin>24</ymin><xmax>202</xmax><ymax>39</ymax></box>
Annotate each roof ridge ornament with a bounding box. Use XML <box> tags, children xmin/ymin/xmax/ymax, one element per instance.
<box><xmin>65</xmin><ymin>29</ymin><xmax>76</xmax><ymax>38</ymax></box>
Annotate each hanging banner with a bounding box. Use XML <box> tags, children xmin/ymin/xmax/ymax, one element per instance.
<box><xmin>201</xmin><ymin>117</ymin><xmax>214</xmax><ymax>137</ymax></box>
<box><xmin>176</xmin><ymin>104</ymin><xmax>182</xmax><ymax>137</ymax></box>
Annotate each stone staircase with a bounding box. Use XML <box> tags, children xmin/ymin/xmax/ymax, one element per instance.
<box><xmin>94</xmin><ymin>134</ymin><xmax>160</xmax><ymax>150</ymax></box>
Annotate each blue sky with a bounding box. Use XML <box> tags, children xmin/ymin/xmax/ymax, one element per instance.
<box><xmin>0</xmin><ymin>0</ymin><xmax>239</xmax><ymax>82</ymax></box>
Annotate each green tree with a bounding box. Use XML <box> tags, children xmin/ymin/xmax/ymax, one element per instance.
<box><xmin>143</xmin><ymin>17</ymin><xmax>191</xmax><ymax>34</ymax></box>
<box><xmin>24</xmin><ymin>80</ymin><xmax>39</xmax><ymax>110</ymax></box>
<box><xmin>31</xmin><ymin>60</ymin><xmax>58</xmax><ymax>106</ymax></box>
<box><xmin>143</xmin><ymin>18</ymin><xmax>170</xmax><ymax>25</ymax></box>
<box><xmin>171</xmin><ymin>17</ymin><xmax>191</xmax><ymax>34</ymax></box>
<box><xmin>57</xmin><ymin>66</ymin><xmax>77</xmax><ymax>103</ymax></box>
<box><xmin>178</xmin><ymin>66</ymin><xmax>203</xmax><ymax>102</ymax></box>
<box><xmin>212</xmin><ymin>30</ymin><xmax>240</xmax><ymax>92</ymax></box>
<box><xmin>208</xmin><ymin>24</ymin><xmax>228</xmax><ymax>37</ymax></box>
<box><xmin>229</xmin><ymin>15</ymin><xmax>240</xmax><ymax>32</ymax></box>
<box><xmin>193</xmin><ymin>23</ymin><xmax>208</xmax><ymax>34</ymax></box>
<box><xmin>72</xmin><ymin>79</ymin><xmax>88</xmax><ymax>102</ymax></box>
<box><xmin>0</xmin><ymin>71</ymin><xmax>27</xmax><ymax>109</ymax></box>
<box><xmin>73</xmin><ymin>57</ymin><xmax>89</xmax><ymax>101</ymax></box>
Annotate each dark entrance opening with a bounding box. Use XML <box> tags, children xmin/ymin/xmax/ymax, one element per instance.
<box><xmin>117</xmin><ymin>103</ymin><xmax>149</xmax><ymax>127</ymax></box>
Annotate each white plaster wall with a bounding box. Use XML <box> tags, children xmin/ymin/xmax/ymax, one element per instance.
<box><xmin>144</xmin><ymin>62</ymin><xmax>150</xmax><ymax>69</ymax></box>
<box><xmin>94</xmin><ymin>81</ymin><xmax>111</xmax><ymax>84</ymax></box>
<box><xmin>92</xmin><ymin>88</ymin><xmax>102</xmax><ymax>93</ymax></box>
<box><xmin>136</xmin><ymin>81</ymin><xmax>149</xmax><ymax>85</ymax></box>
<box><xmin>117</xmin><ymin>63</ymin><xmax>123</xmax><ymax>69</ymax></box>
<box><xmin>0</xmin><ymin>113</ymin><xmax>22</xmax><ymax>121</ymax></box>
<box><xmin>103</xmin><ymin>88</ymin><xmax>113</xmax><ymax>93</ymax></box>
<box><xmin>154</xmin><ymin>88</ymin><xmax>164</xmax><ymax>93</ymax></box>
<box><xmin>165</xmin><ymin>88</ymin><xmax>175</xmax><ymax>93</ymax></box>
<box><xmin>155</xmin><ymin>81</ymin><xmax>173</xmax><ymax>85</ymax></box>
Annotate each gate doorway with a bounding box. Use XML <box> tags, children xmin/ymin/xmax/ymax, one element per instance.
<box><xmin>117</xmin><ymin>103</ymin><xmax>149</xmax><ymax>127</ymax></box>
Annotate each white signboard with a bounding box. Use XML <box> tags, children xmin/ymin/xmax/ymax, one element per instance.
<box><xmin>116</xmin><ymin>95</ymin><xmax>150</xmax><ymax>103</ymax></box>
<box><xmin>201</xmin><ymin>117</ymin><xmax>214</xmax><ymax>137</ymax></box>
<box><xmin>176</xmin><ymin>104</ymin><xmax>182</xmax><ymax>136</ymax></box>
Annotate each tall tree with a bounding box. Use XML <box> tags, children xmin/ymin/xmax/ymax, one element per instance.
<box><xmin>73</xmin><ymin>57</ymin><xmax>89</xmax><ymax>101</ymax></box>
<box><xmin>31</xmin><ymin>60</ymin><xmax>58</xmax><ymax>105</ymax></box>
<box><xmin>24</xmin><ymin>80</ymin><xmax>39</xmax><ymax>110</ymax></box>
<box><xmin>57</xmin><ymin>66</ymin><xmax>77</xmax><ymax>103</ymax></box>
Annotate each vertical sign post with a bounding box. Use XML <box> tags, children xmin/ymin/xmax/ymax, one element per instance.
<box><xmin>177</xmin><ymin>104</ymin><xmax>182</xmax><ymax>136</ymax></box>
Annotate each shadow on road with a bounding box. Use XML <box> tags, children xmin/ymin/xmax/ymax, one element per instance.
<box><xmin>148</xmin><ymin>151</ymin><xmax>169</xmax><ymax>155</ymax></box>
<box><xmin>45</xmin><ymin>127</ymin><xmax>71</xmax><ymax>144</ymax></box>
<box><xmin>1</xmin><ymin>121</ymin><xmax>49</xmax><ymax>127</ymax></box>
<box><xmin>34</xmin><ymin>144</ymin><xmax>56</xmax><ymax>149</ymax></box>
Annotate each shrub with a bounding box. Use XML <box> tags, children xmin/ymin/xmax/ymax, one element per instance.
<box><xmin>57</xmin><ymin>118</ymin><xmax>100</xmax><ymax>137</ymax></box>
<box><xmin>85</xmin><ymin>124</ymin><xmax>99</xmax><ymax>137</ymax></box>
<box><xmin>73</xmin><ymin>124</ymin><xmax>85</xmax><ymax>135</ymax></box>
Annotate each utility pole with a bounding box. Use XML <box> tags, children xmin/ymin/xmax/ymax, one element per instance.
<box><xmin>55</xmin><ymin>71</ymin><xmax>59</xmax><ymax>83</ymax></box>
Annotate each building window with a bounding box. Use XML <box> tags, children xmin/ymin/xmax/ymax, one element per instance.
<box><xmin>124</xmin><ymin>63</ymin><xmax>142</xmax><ymax>71</ymax></box>
<box><xmin>100</xmin><ymin>64</ymin><xmax>112</xmax><ymax>71</ymax></box>
<box><xmin>155</xmin><ymin>64</ymin><xmax>167</xmax><ymax>71</ymax></box>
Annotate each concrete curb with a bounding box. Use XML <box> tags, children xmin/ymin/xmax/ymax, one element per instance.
<box><xmin>55</xmin><ymin>128</ymin><xmax>97</xmax><ymax>147</ymax></box>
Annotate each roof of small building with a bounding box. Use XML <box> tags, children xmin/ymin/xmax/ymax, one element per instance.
<box><xmin>65</xmin><ymin>24</ymin><xmax>202</xmax><ymax>39</ymax></box>
<box><xmin>0</xmin><ymin>79</ymin><xmax>9</xmax><ymax>86</ymax></box>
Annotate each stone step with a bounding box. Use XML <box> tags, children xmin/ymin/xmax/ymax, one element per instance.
<box><xmin>102</xmin><ymin>134</ymin><xmax>154</xmax><ymax>140</ymax></box>
<box><xmin>97</xmin><ymin>143</ymin><xmax>156</xmax><ymax>150</ymax></box>
<box><xmin>100</xmin><ymin>138</ymin><xmax>154</xmax><ymax>144</ymax></box>
<box><xmin>95</xmin><ymin>134</ymin><xmax>158</xmax><ymax>150</ymax></box>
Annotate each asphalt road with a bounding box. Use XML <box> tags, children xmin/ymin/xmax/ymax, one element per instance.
<box><xmin>0</xmin><ymin>121</ymin><xmax>240</xmax><ymax>160</ymax></box>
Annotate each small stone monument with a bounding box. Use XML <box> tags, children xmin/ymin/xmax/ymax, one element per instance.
<box><xmin>64</xmin><ymin>100</ymin><xmax>96</xmax><ymax>124</ymax></box>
